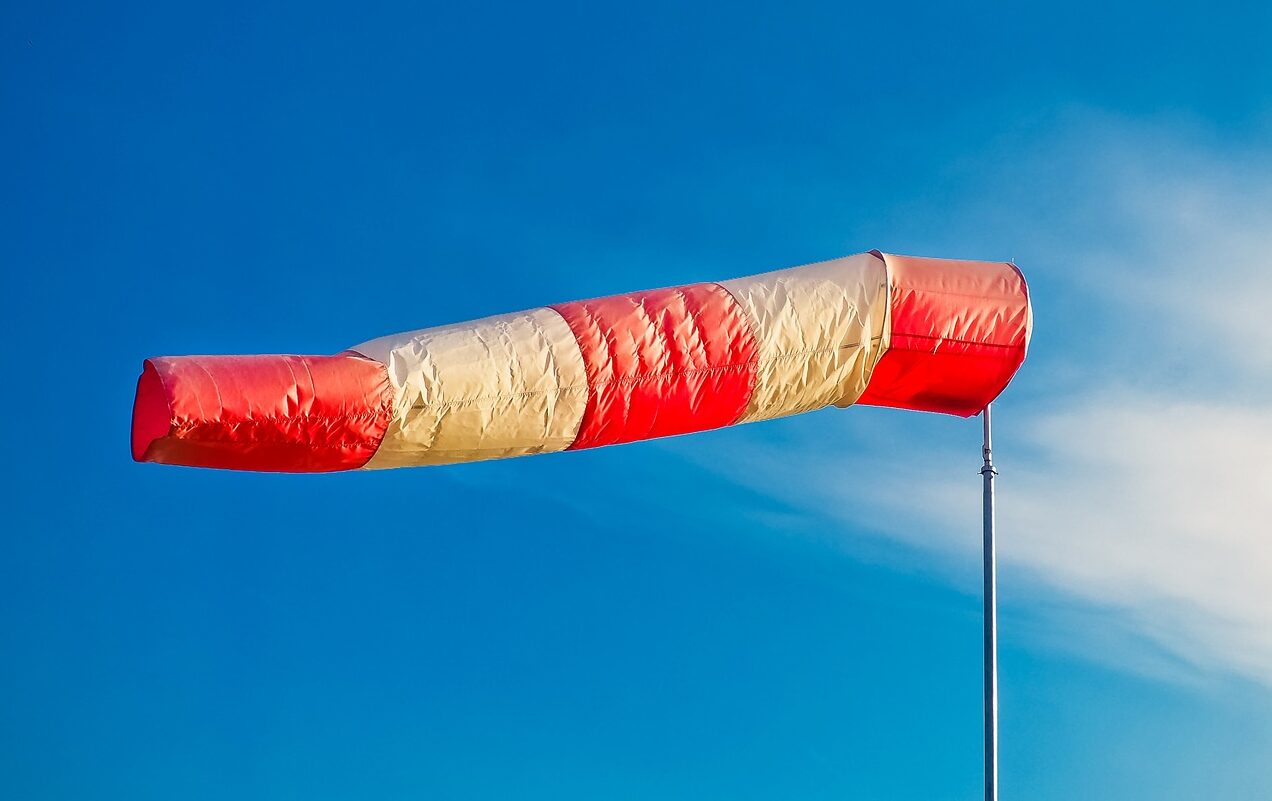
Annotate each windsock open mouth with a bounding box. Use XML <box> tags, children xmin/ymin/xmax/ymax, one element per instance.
<box><xmin>132</xmin><ymin>251</ymin><xmax>1031</xmax><ymax>473</ymax></box>
<box><xmin>857</xmin><ymin>252</ymin><xmax>1032</xmax><ymax>416</ymax></box>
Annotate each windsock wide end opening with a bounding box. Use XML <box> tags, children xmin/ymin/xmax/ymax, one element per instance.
<box><xmin>858</xmin><ymin>252</ymin><xmax>1032</xmax><ymax>417</ymax></box>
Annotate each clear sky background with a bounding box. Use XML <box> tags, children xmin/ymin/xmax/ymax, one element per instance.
<box><xmin>4</xmin><ymin>2</ymin><xmax>1272</xmax><ymax>799</ymax></box>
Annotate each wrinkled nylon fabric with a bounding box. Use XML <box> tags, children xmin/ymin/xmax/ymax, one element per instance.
<box><xmin>350</xmin><ymin>308</ymin><xmax>589</xmax><ymax>468</ymax></box>
<box><xmin>551</xmin><ymin>283</ymin><xmax>759</xmax><ymax>449</ymax></box>
<box><xmin>719</xmin><ymin>253</ymin><xmax>890</xmax><ymax>423</ymax></box>
<box><xmin>133</xmin><ymin>354</ymin><xmax>394</xmax><ymax>472</ymax></box>
<box><xmin>132</xmin><ymin>251</ymin><xmax>1032</xmax><ymax>472</ymax></box>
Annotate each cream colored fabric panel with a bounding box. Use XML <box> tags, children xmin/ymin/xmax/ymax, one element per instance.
<box><xmin>351</xmin><ymin>308</ymin><xmax>589</xmax><ymax>468</ymax></box>
<box><xmin>720</xmin><ymin>253</ymin><xmax>890</xmax><ymax>423</ymax></box>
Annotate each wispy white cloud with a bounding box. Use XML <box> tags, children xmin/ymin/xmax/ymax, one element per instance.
<box><xmin>947</xmin><ymin>393</ymin><xmax>1270</xmax><ymax>682</ymax></box>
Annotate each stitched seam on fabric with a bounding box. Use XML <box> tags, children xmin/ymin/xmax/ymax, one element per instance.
<box><xmin>593</xmin><ymin>361</ymin><xmax>754</xmax><ymax>389</ymax></box>
<box><xmin>551</xmin><ymin>302</ymin><xmax>605</xmax><ymax>443</ymax></box>
<box><xmin>757</xmin><ymin>338</ymin><xmax>882</xmax><ymax>362</ymax></box>
<box><xmin>404</xmin><ymin>362</ymin><xmax>754</xmax><ymax>411</ymax></box>
<box><xmin>541</xmin><ymin>305</ymin><xmax>591</xmax><ymax>448</ymax></box>
<box><xmin>888</xmin><ymin>332</ymin><xmax>1024</xmax><ymax>350</ymax></box>
<box><xmin>708</xmin><ymin>281</ymin><xmax>762</xmax><ymax>425</ymax></box>
<box><xmin>899</xmin><ymin>288</ymin><xmax>1023</xmax><ymax>302</ymax></box>
<box><xmin>171</xmin><ymin>411</ymin><xmax>389</xmax><ymax>434</ymax></box>
<box><xmin>170</xmin><ymin>414</ymin><xmax>386</xmax><ymax>445</ymax></box>
<box><xmin>169</xmin><ymin>425</ymin><xmax>382</xmax><ymax>450</ymax></box>
<box><xmin>851</xmin><ymin>278</ymin><xmax>893</xmax><ymax>408</ymax></box>
<box><xmin>359</xmin><ymin>369</ymin><xmax>397</xmax><ymax>467</ymax></box>
<box><xmin>403</xmin><ymin>385</ymin><xmax>590</xmax><ymax>411</ymax></box>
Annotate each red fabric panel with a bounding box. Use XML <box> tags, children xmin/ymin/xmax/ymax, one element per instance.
<box><xmin>858</xmin><ymin>253</ymin><xmax>1031</xmax><ymax>417</ymax></box>
<box><xmin>552</xmin><ymin>283</ymin><xmax>759</xmax><ymax>450</ymax></box>
<box><xmin>132</xmin><ymin>353</ymin><xmax>394</xmax><ymax>472</ymax></box>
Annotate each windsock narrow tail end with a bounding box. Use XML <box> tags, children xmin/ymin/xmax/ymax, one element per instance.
<box><xmin>131</xmin><ymin>353</ymin><xmax>394</xmax><ymax>473</ymax></box>
<box><xmin>132</xmin><ymin>360</ymin><xmax>175</xmax><ymax>462</ymax></box>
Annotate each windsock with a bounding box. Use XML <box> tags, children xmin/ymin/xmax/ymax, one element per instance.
<box><xmin>132</xmin><ymin>251</ymin><xmax>1032</xmax><ymax>473</ymax></box>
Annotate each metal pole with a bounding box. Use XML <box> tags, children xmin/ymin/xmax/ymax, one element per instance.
<box><xmin>981</xmin><ymin>404</ymin><xmax>998</xmax><ymax>801</ymax></box>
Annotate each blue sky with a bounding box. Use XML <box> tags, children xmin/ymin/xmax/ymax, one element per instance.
<box><xmin>4</xmin><ymin>2</ymin><xmax>1272</xmax><ymax>799</ymax></box>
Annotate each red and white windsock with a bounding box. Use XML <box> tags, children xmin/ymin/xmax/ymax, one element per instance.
<box><xmin>132</xmin><ymin>251</ymin><xmax>1032</xmax><ymax>472</ymax></box>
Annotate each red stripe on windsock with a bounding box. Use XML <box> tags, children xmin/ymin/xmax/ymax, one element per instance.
<box><xmin>132</xmin><ymin>354</ymin><xmax>394</xmax><ymax>472</ymax></box>
<box><xmin>552</xmin><ymin>283</ymin><xmax>759</xmax><ymax>450</ymax></box>
<box><xmin>858</xmin><ymin>253</ymin><xmax>1031</xmax><ymax>417</ymax></box>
